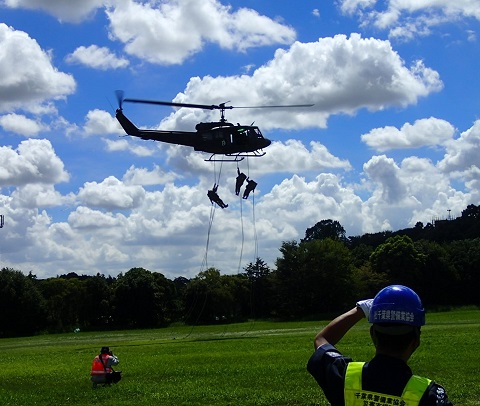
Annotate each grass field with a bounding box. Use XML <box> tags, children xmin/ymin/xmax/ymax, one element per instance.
<box><xmin>0</xmin><ymin>309</ymin><xmax>478</xmax><ymax>405</ymax></box>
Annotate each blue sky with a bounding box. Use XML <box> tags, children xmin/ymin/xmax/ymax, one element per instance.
<box><xmin>1</xmin><ymin>0</ymin><xmax>480</xmax><ymax>279</ymax></box>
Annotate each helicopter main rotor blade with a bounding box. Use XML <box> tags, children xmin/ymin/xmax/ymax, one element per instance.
<box><xmin>123</xmin><ymin>98</ymin><xmax>233</xmax><ymax>111</ymax></box>
<box><xmin>233</xmin><ymin>104</ymin><xmax>315</xmax><ymax>109</ymax></box>
<box><xmin>121</xmin><ymin>96</ymin><xmax>313</xmax><ymax>110</ymax></box>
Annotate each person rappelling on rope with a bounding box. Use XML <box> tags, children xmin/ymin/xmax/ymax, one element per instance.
<box><xmin>207</xmin><ymin>183</ymin><xmax>228</xmax><ymax>208</ymax></box>
<box><xmin>243</xmin><ymin>178</ymin><xmax>257</xmax><ymax>199</ymax></box>
<box><xmin>235</xmin><ymin>168</ymin><xmax>247</xmax><ymax>196</ymax></box>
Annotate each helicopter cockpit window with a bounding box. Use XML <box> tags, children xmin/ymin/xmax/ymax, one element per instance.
<box><xmin>248</xmin><ymin>127</ymin><xmax>264</xmax><ymax>139</ymax></box>
<box><xmin>232</xmin><ymin>127</ymin><xmax>248</xmax><ymax>145</ymax></box>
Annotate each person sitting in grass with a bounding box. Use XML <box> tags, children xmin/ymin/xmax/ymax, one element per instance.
<box><xmin>90</xmin><ymin>346</ymin><xmax>121</xmax><ymax>387</ymax></box>
<box><xmin>307</xmin><ymin>285</ymin><xmax>453</xmax><ymax>405</ymax></box>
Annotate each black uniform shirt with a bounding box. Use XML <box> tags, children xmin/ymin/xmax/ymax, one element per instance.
<box><xmin>307</xmin><ymin>343</ymin><xmax>453</xmax><ymax>406</ymax></box>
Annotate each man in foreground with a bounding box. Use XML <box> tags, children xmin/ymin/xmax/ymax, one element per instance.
<box><xmin>307</xmin><ymin>285</ymin><xmax>453</xmax><ymax>405</ymax></box>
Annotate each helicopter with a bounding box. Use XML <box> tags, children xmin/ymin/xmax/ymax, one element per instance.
<box><xmin>114</xmin><ymin>90</ymin><xmax>313</xmax><ymax>161</ymax></box>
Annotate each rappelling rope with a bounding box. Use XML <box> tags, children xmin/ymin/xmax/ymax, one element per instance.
<box><xmin>236</xmin><ymin>162</ymin><xmax>245</xmax><ymax>274</ymax></box>
<box><xmin>239</xmin><ymin>189</ymin><xmax>258</xmax><ymax>338</ymax></box>
<box><xmin>238</xmin><ymin>157</ymin><xmax>259</xmax><ymax>336</ymax></box>
<box><xmin>204</xmin><ymin>159</ymin><xmax>223</xmax><ymax>269</ymax></box>
<box><xmin>251</xmin><ymin>190</ymin><xmax>259</xmax><ymax>262</ymax></box>
<box><xmin>214</xmin><ymin>159</ymin><xmax>224</xmax><ymax>188</ymax></box>
<box><xmin>180</xmin><ymin>196</ymin><xmax>215</xmax><ymax>339</ymax></box>
<box><xmin>203</xmin><ymin>204</ymin><xmax>216</xmax><ymax>270</ymax></box>
<box><xmin>244</xmin><ymin>157</ymin><xmax>259</xmax><ymax>263</ymax></box>
<box><xmin>180</xmin><ymin>161</ymin><xmax>224</xmax><ymax>339</ymax></box>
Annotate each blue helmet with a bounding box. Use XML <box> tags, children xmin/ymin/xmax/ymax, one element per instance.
<box><xmin>370</xmin><ymin>285</ymin><xmax>425</xmax><ymax>327</ymax></box>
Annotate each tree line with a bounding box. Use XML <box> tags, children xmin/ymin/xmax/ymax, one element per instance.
<box><xmin>1</xmin><ymin>204</ymin><xmax>480</xmax><ymax>338</ymax></box>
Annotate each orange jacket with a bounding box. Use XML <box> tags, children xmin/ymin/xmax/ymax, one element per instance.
<box><xmin>91</xmin><ymin>354</ymin><xmax>114</xmax><ymax>376</ymax></box>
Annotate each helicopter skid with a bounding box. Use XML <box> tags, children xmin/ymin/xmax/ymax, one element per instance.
<box><xmin>205</xmin><ymin>155</ymin><xmax>245</xmax><ymax>162</ymax></box>
<box><xmin>205</xmin><ymin>151</ymin><xmax>266</xmax><ymax>162</ymax></box>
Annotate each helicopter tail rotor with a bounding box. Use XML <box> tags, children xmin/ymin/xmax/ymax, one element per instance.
<box><xmin>115</xmin><ymin>90</ymin><xmax>125</xmax><ymax>110</ymax></box>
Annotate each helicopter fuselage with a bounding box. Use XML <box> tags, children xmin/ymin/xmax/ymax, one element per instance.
<box><xmin>116</xmin><ymin>109</ymin><xmax>271</xmax><ymax>155</ymax></box>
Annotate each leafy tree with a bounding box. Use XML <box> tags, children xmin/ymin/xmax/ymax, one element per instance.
<box><xmin>274</xmin><ymin>238</ymin><xmax>353</xmax><ymax>318</ymax></box>
<box><xmin>173</xmin><ymin>276</ymin><xmax>190</xmax><ymax>292</ymax></box>
<box><xmin>462</xmin><ymin>204</ymin><xmax>480</xmax><ymax>219</ymax></box>
<box><xmin>369</xmin><ymin>235</ymin><xmax>425</xmax><ymax>289</ymax></box>
<box><xmin>152</xmin><ymin>271</ymin><xmax>178</xmax><ymax>324</ymax></box>
<box><xmin>82</xmin><ymin>274</ymin><xmax>114</xmax><ymax>329</ymax></box>
<box><xmin>113</xmin><ymin>267</ymin><xmax>174</xmax><ymax>328</ymax></box>
<box><xmin>348</xmin><ymin>231</ymin><xmax>394</xmax><ymax>249</ymax></box>
<box><xmin>224</xmin><ymin>273</ymin><xmax>251</xmax><ymax>322</ymax></box>
<box><xmin>243</xmin><ymin>258</ymin><xmax>272</xmax><ymax>318</ymax></box>
<box><xmin>413</xmin><ymin>240</ymin><xmax>459</xmax><ymax>306</ymax></box>
<box><xmin>0</xmin><ymin>268</ymin><xmax>47</xmax><ymax>337</ymax></box>
<box><xmin>244</xmin><ymin>257</ymin><xmax>270</xmax><ymax>281</ymax></box>
<box><xmin>172</xmin><ymin>276</ymin><xmax>190</xmax><ymax>321</ymax></box>
<box><xmin>351</xmin><ymin>262</ymin><xmax>389</xmax><ymax>300</ymax></box>
<box><xmin>184</xmin><ymin>268</ymin><xmax>250</xmax><ymax>324</ymax></box>
<box><xmin>447</xmin><ymin>239</ymin><xmax>480</xmax><ymax>305</ymax></box>
<box><xmin>272</xmin><ymin>240</ymin><xmax>302</xmax><ymax>318</ymax></box>
<box><xmin>350</xmin><ymin>243</ymin><xmax>374</xmax><ymax>268</ymax></box>
<box><xmin>302</xmin><ymin>219</ymin><xmax>346</xmax><ymax>243</ymax></box>
<box><xmin>38</xmin><ymin>277</ymin><xmax>87</xmax><ymax>332</ymax></box>
<box><xmin>458</xmin><ymin>204</ymin><xmax>480</xmax><ymax>239</ymax></box>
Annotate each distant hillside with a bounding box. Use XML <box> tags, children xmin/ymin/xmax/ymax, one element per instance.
<box><xmin>348</xmin><ymin>203</ymin><xmax>480</xmax><ymax>248</ymax></box>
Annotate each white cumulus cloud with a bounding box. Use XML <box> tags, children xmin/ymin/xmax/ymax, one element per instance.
<box><xmin>0</xmin><ymin>24</ymin><xmax>76</xmax><ymax>111</ymax></box>
<box><xmin>338</xmin><ymin>0</ymin><xmax>480</xmax><ymax>40</ymax></box>
<box><xmin>0</xmin><ymin>113</ymin><xmax>46</xmax><ymax>137</ymax></box>
<box><xmin>66</xmin><ymin>45</ymin><xmax>129</xmax><ymax>70</ymax></box>
<box><xmin>159</xmin><ymin>34</ymin><xmax>443</xmax><ymax>131</ymax></box>
<box><xmin>77</xmin><ymin>176</ymin><xmax>146</xmax><ymax>210</ymax></box>
<box><xmin>2</xmin><ymin>0</ymin><xmax>104</xmax><ymax>22</ymax></box>
<box><xmin>0</xmin><ymin>138</ymin><xmax>69</xmax><ymax>186</ymax></box>
<box><xmin>361</xmin><ymin>117</ymin><xmax>456</xmax><ymax>151</ymax></box>
<box><xmin>106</xmin><ymin>0</ymin><xmax>296</xmax><ymax>65</ymax></box>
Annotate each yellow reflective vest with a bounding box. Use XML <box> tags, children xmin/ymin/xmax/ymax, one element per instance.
<box><xmin>344</xmin><ymin>362</ymin><xmax>431</xmax><ymax>406</ymax></box>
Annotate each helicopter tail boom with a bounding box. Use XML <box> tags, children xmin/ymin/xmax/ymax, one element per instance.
<box><xmin>115</xmin><ymin>108</ymin><xmax>198</xmax><ymax>147</ymax></box>
<box><xmin>115</xmin><ymin>109</ymin><xmax>141</xmax><ymax>136</ymax></box>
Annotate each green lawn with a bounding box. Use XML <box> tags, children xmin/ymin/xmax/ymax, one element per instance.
<box><xmin>0</xmin><ymin>309</ymin><xmax>478</xmax><ymax>405</ymax></box>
